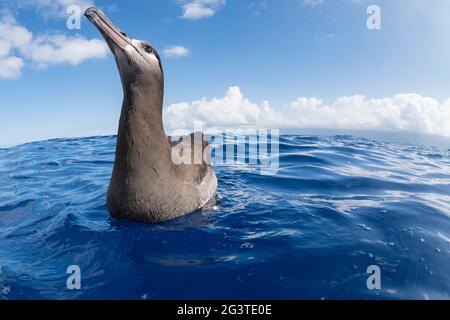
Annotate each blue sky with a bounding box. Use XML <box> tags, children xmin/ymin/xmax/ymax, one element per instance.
<box><xmin>1</xmin><ymin>0</ymin><xmax>450</xmax><ymax>146</ymax></box>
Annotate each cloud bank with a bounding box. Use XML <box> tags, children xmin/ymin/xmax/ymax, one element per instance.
<box><xmin>164</xmin><ymin>87</ymin><xmax>450</xmax><ymax>137</ymax></box>
<box><xmin>179</xmin><ymin>0</ymin><xmax>226</xmax><ymax>20</ymax></box>
<box><xmin>0</xmin><ymin>14</ymin><xmax>108</xmax><ymax>79</ymax></box>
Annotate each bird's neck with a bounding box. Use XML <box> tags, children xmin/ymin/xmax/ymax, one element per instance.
<box><xmin>114</xmin><ymin>82</ymin><xmax>171</xmax><ymax>172</ymax></box>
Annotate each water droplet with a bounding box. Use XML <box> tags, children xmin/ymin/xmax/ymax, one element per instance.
<box><xmin>1</xmin><ymin>286</ymin><xmax>10</xmax><ymax>296</ymax></box>
<box><xmin>358</xmin><ymin>224</ymin><xmax>371</xmax><ymax>231</ymax></box>
<box><xmin>387</xmin><ymin>289</ymin><xmax>397</xmax><ymax>295</ymax></box>
<box><xmin>240</xmin><ymin>242</ymin><xmax>254</xmax><ymax>249</ymax></box>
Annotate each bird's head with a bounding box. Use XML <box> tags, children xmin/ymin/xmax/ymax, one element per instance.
<box><xmin>85</xmin><ymin>7</ymin><xmax>163</xmax><ymax>92</ymax></box>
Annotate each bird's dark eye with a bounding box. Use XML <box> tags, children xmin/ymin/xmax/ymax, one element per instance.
<box><xmin>143</xmin><ymin>44</ymin><xmax>153</xmax><ymax>54</ymax></box>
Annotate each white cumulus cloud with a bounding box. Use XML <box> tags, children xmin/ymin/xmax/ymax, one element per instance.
<box><xmin>302</xmin><ymin>0</ymin><xmax>324</xmax><ymax>6</ymax></box>
<box><xmin>0</xmin><ymin>40</ymin><xmax>11</xmax><ymax>57</ymax></box>
<box><xmin>0</xmin><ymin>56</ymin><xmax>24</xmax><ymax>79</ymax></box>
<box><xmin>0</xmin><ymin>14</ymin><xmax>108</xmax><ymax>79</ymax></box>
<box><xmin>163</xmin><ymin>45</ymin><xmax>190</xmax><ymax>58</ymax></box>
<box><xmin>23</xmin><ymin>35</ymin><xmax>108</xmax><ymax>67</ymax></box>
<box><xmin>180</xmin><ymin>0</ymin><xmax>226</xmax><ymax>20</ymax></box>
<box><xmin>17</xmin><ymin>0</ymin><xmax>94</xmax><ymax>19</ymax></box>
<box><xmin>164</xmin><ymin>86</ymin><xmax>450</xmax><ymax>137</ymax></box>
<box><xmin>0</xmin><ymin>15</ymin><xmax>33</xmax><ymax>50</ymax></box>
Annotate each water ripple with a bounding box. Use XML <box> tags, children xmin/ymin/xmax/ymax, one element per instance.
<box><xmin>0</xmin><ymin>135</ymin><xmax>449</xmax><ymax>299</ymax></box>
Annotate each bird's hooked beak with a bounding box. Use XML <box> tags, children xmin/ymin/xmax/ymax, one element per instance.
<box><xmin>84</xmin><ymin>7</ymin><xmax>132</xmax><ymax>51</ymax></box>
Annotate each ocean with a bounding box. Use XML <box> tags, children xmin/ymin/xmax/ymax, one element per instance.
<box><xmin>0</xmin><ymin>134</ymin><xmax>449</xmax><ymax>299</ymax></box>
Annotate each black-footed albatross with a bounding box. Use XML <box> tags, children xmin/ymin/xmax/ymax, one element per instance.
<box><xmin>84</xmin><ymin>7</ymin><xmax>217</xmax><ymax>222</ymax></box>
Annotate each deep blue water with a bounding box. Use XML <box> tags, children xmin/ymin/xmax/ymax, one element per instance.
<box><xmin>0</xmin><ymin>135</ymin><xmax>449</xmax><ymax>300</ymax></box>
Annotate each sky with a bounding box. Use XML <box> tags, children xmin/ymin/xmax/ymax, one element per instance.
<box><xmin>0</xmin><ymin>0</ymin><xmax>450</xmax><ymax>147</ymax></box>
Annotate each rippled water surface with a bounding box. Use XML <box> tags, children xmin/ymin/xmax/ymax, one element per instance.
<box><xmin>0</xmin><ymin>135</ymin><xmax>449</xmax><ymax>299</ymax></box>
